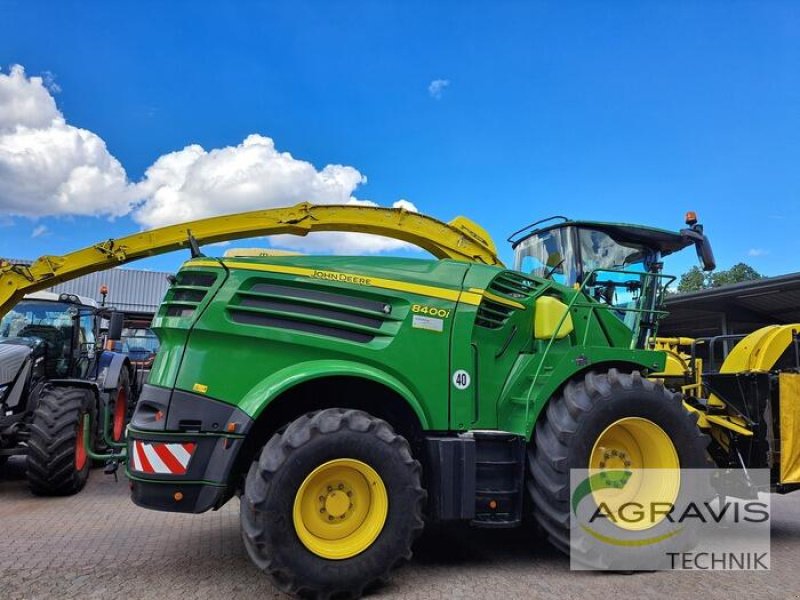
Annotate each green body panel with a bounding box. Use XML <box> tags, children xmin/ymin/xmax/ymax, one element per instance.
<box><xmin>147</xmin><ymin>266</ymin><xmax>228</xmax><ymax>388</ymax></box>
<box><xmin>152</xmin><ymin>256</ymin><xmax>471</xmax><ymax>431</ymax></box>
<box><xmin>148</xmin><ymin>255</ymin><xmax>666</xmax><ymax>439</ymax></box>
<box><xmin>235</xmin><ymin>359</ymin><xmax>431</xmax><ymax>428</ymax></box>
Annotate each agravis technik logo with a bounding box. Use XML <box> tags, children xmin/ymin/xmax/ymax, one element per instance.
<box><xmin>571</xmin><ymin>469</ymin><xmax>685</xmax><ymax>547</ymax></box>
<box><xmin>569</xmin><ymin>468</ymin><xmax>771</xmax><ymax>571</ymax></box>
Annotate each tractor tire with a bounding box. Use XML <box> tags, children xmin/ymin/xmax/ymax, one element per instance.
<box><xmin>527</xmin><ymin>369</ymin><xmax>712</xmax><ymax>568</ymax></box>
<box><xmin>241</xmin><ymin>408</ymin><xmax>426</xmax><ymax>599</ymax></box>
<box><xmin>26</xmin><ymin>385</ymin><xmax>93</xmax><ymax>496</ymax></box>
<box><xmin>107</xmin><ymin>367</ymin><xmax>132</xmax><ymax>445</ymax></box>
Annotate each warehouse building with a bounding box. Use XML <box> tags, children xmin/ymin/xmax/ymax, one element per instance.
<box><xmin>661</xmin><ymin>271</ymin><xmax>800</xmax><ymax>339</ymax></box>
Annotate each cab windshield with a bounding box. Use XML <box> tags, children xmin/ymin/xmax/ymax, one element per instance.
<box><xmin>514</xmin><ymin>227</ymin><xmax>579</xmax><ymax>286</ymax></box>
<box><xmin>0</xmin><ymin>300</ymin><xmax>96</xmax><ymax>355</ymax></box>
<box><xmin>577</xmin><ymin>229</ymin><xmax>647</xmax><ymax>275</ymax></box>
<box><xmin>0</xmin><ymin>301</ymin><xmax>75</xmax><ymax>340</ymax></box>
<box><xmin>514</xmin><ymin>226</ymin><xmax>649</xmax><ymax>287</ymax></box>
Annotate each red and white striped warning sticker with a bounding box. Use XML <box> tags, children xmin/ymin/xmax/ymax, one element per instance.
<box><xmin>130</xmin><ymin>440</ymin><xmax>197</xmax><ymax>475</ymax></box>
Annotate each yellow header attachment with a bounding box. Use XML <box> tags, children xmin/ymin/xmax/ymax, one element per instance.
<box><xmin>719</xmin><ymin>324</ymin><xmax>800</xmax><ymax>373</ymax></box>
<box><xmin>0</xmin><ymin>202</ymin><xmax>503</xmax><ymax>318</ymax></box>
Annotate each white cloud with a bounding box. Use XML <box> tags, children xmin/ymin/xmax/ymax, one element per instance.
<box><xmin>428</xmin><ymin>79</ymin><xmax>450</xmax><ymax>99</ymax></box>
<box><xmin>31</xmin><ymin>224</ymin><xmax>48</xmax><ymax>238</ymax></box>
<box><xmin>132</xmin><ymin>134</ymin><xmax>366</xmax><ymax>228</ymax></box>
<box><xmin>0</xmin><ymin>64</ymin><xmax>421</xmax><ymax>255</ymax></box>
<box><xmin>0</xmin><ymin>65</ymin><xmax>133</xmax><ymax>218</ymax></box>
<box><xmin>748</xmin><ymin>248</ymin><xmax>769</xmax><ymax>257</ymax></box>
<box><xmin>393</xmin><ymin>199</ymin><xmax>417</xmax><ymax>212</ymax></box>
<box><xmin>0</xmin><ymin>65</ymin><xmax>60</xmax><ymax>130</ymax></box>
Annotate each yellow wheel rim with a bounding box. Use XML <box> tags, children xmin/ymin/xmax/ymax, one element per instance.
<box><xmin>589</xmin><ymin>417</ymin><xmax>680</xmax><ymax>531</ymax></box>
<box><xmin>292</xmin><ymin>458</ymin><xmax>388</xmax><ymax>560</ymax></box>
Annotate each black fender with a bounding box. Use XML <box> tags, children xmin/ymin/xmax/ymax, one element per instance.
<box><xmin>99</xmin><ymin>351</ymin><xmax>132</xmax><ymax>393</ymax></box>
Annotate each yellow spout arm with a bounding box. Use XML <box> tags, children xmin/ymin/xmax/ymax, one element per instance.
<box><xmin>0</xmin><ymin>202</ymin><xmax>503</xmax><ymax>318</ymax></box>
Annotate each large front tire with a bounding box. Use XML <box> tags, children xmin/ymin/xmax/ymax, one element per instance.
<box><xmin>528</xmin><ymin>369</ymin><xmax>711</xmax><ymax>565</ymax></box>
<box><xmin>241</xmin><ymin>408</ymin><xmax>426</xmax><ymax>599</ymax></box>
<box><xmin>26</xmin><ymin>385</ymin><xmax>92</xmax><ymax>496</ymax></box>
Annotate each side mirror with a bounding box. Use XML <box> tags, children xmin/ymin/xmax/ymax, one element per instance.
<box><xmin>680</xmin><ymin>224</ymin><xmax>716</xmax><ymax>272</ymax></box>
<box><xmin>694</xmin><ymin>234</ymin><xmax>715</xmax><ymax>271</ymax></box>
<box><xmin>108</xmin><ymin>311</ymin><xmax>124</xmax><ymax>342</ymax></box>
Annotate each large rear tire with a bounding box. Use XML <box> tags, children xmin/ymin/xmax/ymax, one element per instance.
<box><xmin>527</xmin><ymin>369</ymin><xmax>711</xmax><ymax>566</ymax></box>
<box><xmin>27</xmin><ymin>385</ymin><xmax>92</xmax><ymax>496</ymax></box>
<box><xmin>241</xmin><ymin>408</ymin><xmax>426</xmax><ymax>599</ymax></box>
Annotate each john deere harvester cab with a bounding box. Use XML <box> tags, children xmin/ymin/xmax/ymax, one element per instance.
<box><xmin>510</xmin><ymin>212</ymin><xmax>715</xmax><ymax>347</ymax></box>
<box><xmin>0</xmin><ymin>291</ymin><xmax>138</xmax><ymax>495</ymax></box>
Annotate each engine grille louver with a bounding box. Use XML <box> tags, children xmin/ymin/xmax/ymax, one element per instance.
<box><xmin>228</xmin><ymin>282</ymin><xmax>396</xmax><ymax>344</ymax></box>
<box><xmin>160</xmin><ymin>271</ymin><xmax>217</xmax><ymax>320</ymax></box>
<box><xmin>475</xmin><ymin>272</ymin><xmax>537</xmax><ymax>329</ymax></box>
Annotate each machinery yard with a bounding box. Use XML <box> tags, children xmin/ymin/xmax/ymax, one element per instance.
<box><xmin>2</xmin><ymin>458</ymin><xmax>799</xmax><ymax>600</ymax></box>
<box><xmin>3</xmin><ymin>5</ymin><xmax>800</xmax><ymax>599</ymax></box>
<box><xmin>1</xmin><ymin>207</ymin><xmax>799</xmax><ymax>598</ymax></box>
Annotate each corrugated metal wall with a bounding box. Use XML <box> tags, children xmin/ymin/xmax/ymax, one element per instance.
<box><xmin>3</xmin><ymin>258</ymin><xmax>172</xmax><ymax>315</ymax></box>
<box><xmin>48</xmin><ymin>269</ymin><xmax>172</xmax><ymax>314</ymax></box>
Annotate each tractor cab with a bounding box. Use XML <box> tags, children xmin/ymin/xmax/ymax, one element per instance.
<box><xmin>0</xmin><ymin>291</ymin><xmax>100</xmax><ymax>379</ymax></box>
<box><xmin>509</xmin><ymin>213</ymin><xmax>715</xmax><ymax>344</ymax></box>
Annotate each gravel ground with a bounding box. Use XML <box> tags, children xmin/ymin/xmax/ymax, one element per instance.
<box><xmin>2</xmin><ymin>458</ymin><xmax>800</xmax><ymax>600</ymax></box>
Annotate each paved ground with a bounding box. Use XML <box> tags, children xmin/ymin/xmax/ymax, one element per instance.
<box><xmin>2</xmin><ymin>459</ymin><xmax>800</xmax><ymax>600</ymax></box>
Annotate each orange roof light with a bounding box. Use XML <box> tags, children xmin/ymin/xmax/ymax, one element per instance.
<box><xmin>685</xmin><ymin>211</ymin><xmax>698</xmax><ymax>226</ymax></box>
<box><xmin>100</xmin><ymin>284</ymin><xmax>109</xmax><ymax>295</ymax></box>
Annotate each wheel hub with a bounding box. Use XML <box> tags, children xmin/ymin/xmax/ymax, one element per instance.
<box><xmin>293</xmin><ymin>458</ymin><xmax>388</xmax><ymax>560</ymax></box>
<box><xmin>321</xmin><ymin>484</ymin><xmax>354</xmax><ymax>520</ymax></box>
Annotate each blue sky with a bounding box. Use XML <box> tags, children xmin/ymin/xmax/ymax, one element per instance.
<box><xmin>1</xmin><ymin>1</ymin><xmax>798</xmax><ymax>278</ymax></box>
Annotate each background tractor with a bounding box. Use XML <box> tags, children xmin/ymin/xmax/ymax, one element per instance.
<box><xmin>0</xmin><ymin>290</ymin><xmax>139</xmax><ymax>495</ymax></box>
<box><xmin>118</xmin><ymin>321</ymin><xmax>160</xmax><ymax>370</ymax></box>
